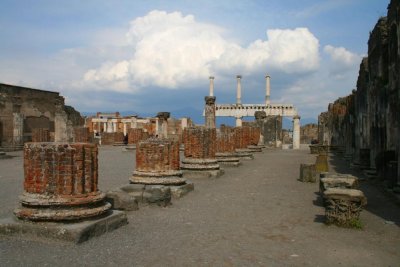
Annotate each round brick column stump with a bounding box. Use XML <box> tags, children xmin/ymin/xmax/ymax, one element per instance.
<box><xmin>14</xmin><ymin>142</ymin><xmax>111</xmax><ymax>221</ymax></box>
<box><xmin>181</xmin><ymin>127</ymin><xmax>223</xmax><ymax>177</ymax></box>
<box><xmin>216</xmin><ymin>131</ymin><xmax>240</xmax><ymax>166</ymax></box>
<box><xmin>130</xmin><ymin>138</ymin><xmax>186</xmax><ymax>185</ymax></box>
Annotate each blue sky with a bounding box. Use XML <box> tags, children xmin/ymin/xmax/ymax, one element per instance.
<box><xmin>0</xmin><ymin>0</ymin><xmax>389</xmax><ymax>124</ymax></box>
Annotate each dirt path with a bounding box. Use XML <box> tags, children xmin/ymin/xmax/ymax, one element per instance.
<box><xmin>0</xmin><ymin>147</ymin><xmax>399</xmax><ymax>266</ymax></box>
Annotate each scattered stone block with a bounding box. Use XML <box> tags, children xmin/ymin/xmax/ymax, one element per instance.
<box><xmin>315</xmin><ymin>154</ymin><xmax>329</xmax><ymax>173</ymax></box>
<box><xmin>323</xmin><ymin>188</ymin><xmax>367</xmax><ymax>227</ymax></box>
<box><xmin>170</xmin><ymin>181</ymin><xmax>194</xmax><ymax>198</ymax></box>
<box><xmin>106</xmin><ymin>190</ymin><xmax>139</xmax><ymax>211</ymax></box>
<box><xmin>299</xmin><ymin>164</ymin><xmax>317</xmax><ymax>182</ymax></box>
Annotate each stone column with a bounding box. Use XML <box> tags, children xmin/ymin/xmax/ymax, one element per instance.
<box><xmin>103</xmin><ymin>122</ymin><xmax>107</xmax><ymax>132</ymax></box>
<box><xmin>293</xmin><ymin>115</ymin><xmax>301</xmax><ymax>149</ymax></box>
<box><xmin>97</xmin><ymin>121</ymin><xmax>101</xmax><ymax>133</ymax></box>
<box><xmin>12</xmin><ymin>112</ymin><xmax>24</xmax><ymax>148</ymax></box>
<box><xmin>209</xmin><ymin>76</ymin><xmax>214</xmax><ymax>96</ymax></box>
<box><xmin>106</xmin><ymin>122</ymin><xmax>113</xmax><ymax>133</ymax></box>
<box><xmin>205</xmin><ymin>96</ymin><xmax>216</xmax><ymax>129</ymax></box>
<box><xmin>265</xmin><ymin>74</ymin><xmax>271</xmax><ymax>105</ymax></box>
<box><xmin>14</xmin><ymin>142</ymin><xmax>111</xmax><ymax>221</ymax></box>
<box><xmin>216</xmin><ymin>128</ymin><xmax>240</xmax><ymax>166</ymax></box>
<box><xmin>123</xmin><ymin>123</ymin><xmax>127</xmax><ymax>136</ymax></box>
<box><xmin>156</xmin><ymin>112</ymin><xmax>170</xmax><ymax>138</ymax></box>
<box><xmin>236</xmin><ymin>75</ymin><xmax>242</xmax><ymax>105</ymax></box>
<box><xmin>235</xmin><ymin>116</ymin><xmax>243</xmax><ymax>127</ymax></box>
<box><xmin>54</xmin><ymin>111</ymin><xmax>68</xmax><ymax>142</ymax></box>
<box><xmin>113</xmin><ymin>121</ymin><xmax>117</xmax><ymax>132</ymax></box>
<box><xmin>255</xmin><ymin>111</ymin><xmax>267</xmax><ymax>146</ymax></box>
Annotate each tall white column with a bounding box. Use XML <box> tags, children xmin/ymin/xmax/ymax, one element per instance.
<box><xmin>103</xmin><ymin>122</ymin><xmax>107</xmax><ymax>132</ymax></box>
<box><xmin>107</xmin><ymin>122</ymin><xmax>113</xmax><ymax>133</ymax></box>
<box><xmin>265</xmin><ymin>74</ymin><xmax>271</xmax><ymax>105</ymax></box>
<box><xmin>113</xmin><ymin>121</ymin><xmax>117</xmax><ymax>132</ymax></box>
<box><xmin>235</xmin><ymin>116</ymin><xmax>243</xmax><ymax>127</ymax></box>
<box><xmin>123</xmin><ymin>123</ymin><xmax>127</xmax><ymax>135</ymax></box>
<box><xmin>236</xmin><ymin>75</ymin><xmax>242</xmax><ymax>105</ymax></box>
<box><xmin>292</xmin><ymin>115</ymin><xmax>301</xmax><ymax>149</ymax></box>
<box><xmin>209</xmin><ymin>76</ymin><xmax>214</xmax><ymax>96</ymax></box>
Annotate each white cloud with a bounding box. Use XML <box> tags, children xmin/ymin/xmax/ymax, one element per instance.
<box><xmin>323</xmin><ymin>45</ymin><xmax>362</xmax><ymax>80</ymax></box>
<box><xmin>82</xmin><ymin>10</ymin><xmax>320</xmax><ymax>92</ymax></box>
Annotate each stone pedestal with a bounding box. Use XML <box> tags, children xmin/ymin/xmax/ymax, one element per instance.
<box><xmin>181</xmin><ymin>127</ymin><xmax>223</xmax><ymax>178</ymax></box>
<box><xmin>319</xmin><ymin>173</ymin><xmax>359</xmax><ymax>194</ymax></box>
<box><xmin>315</xmin><ymin>154</ymin><xmax>329</xmax><ymax>173</ymax></box>
<box><xmin>323</xmin><ymin>188</ymin><xmax>367</xmax><ymax>227</ymax></box>
<box><xmin>299</xmin><ymin>164</ymin><xmax>317</xmax><ymax>183</ymax></box>
<box><xmin>0</xmin><ymin>142</ymin><xmax>127</xmax><ymax>242</ymax></box>
<box><xmin>292</xmin><ymin>115</ymin><xmax>301</xmax><ymax>150</ymax></box>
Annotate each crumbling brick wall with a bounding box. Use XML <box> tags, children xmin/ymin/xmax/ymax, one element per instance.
<box><xmin>101</xmin><ymin>132</ymin><xmax>124</xmax><ymax>145</ymax></box>
<box><xmin>128</xmin><ymin>128</ymin><xmax>148</xmax><ymax>144</ymax></box>
<box><xmin>74</xmin><ymin>127</ymin><xmax>92</xmax><ymax>143</ymax></box>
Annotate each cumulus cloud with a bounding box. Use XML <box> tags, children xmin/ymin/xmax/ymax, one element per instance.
<box><xmin>324</xmin><ymin>45</ymin><xmax>361</xmax><ymax>66</ymax></box>
<box><xmin>323</xmin><ymin>45</ymin><xmax>362</xmax><ymax>79</ymax></box>
<box><xmin>82</xmin><ymin>10</ymin><xmax>320</xmax><ymax>92</ymax></box>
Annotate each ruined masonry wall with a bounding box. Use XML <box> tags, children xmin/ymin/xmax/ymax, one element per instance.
<box><xmin>136</xmin><ymin>138</ymin><xmax>180</xmax><ymax>172</ymax></box>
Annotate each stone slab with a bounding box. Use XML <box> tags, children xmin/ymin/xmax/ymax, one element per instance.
<box><xmin>106</xmin><ymin>191</ymin><xmax>139</xmax><ymax>211</ymax></box>
<box><xmin>0</xmin><ymin>210</ymin><xmax>128</xmax><ymax>243</ymax></box>
<box><xmin>217</xmin><ymin>160</ymin><xmax>241</xmax><ymax>167</ymax></box>
<box><xmin>182</xmin><ymin>169</ymin><xmax>224</xmax><ymax>179</ymax></box>
<box><xmin>170</xmin><ymin>181</ymin><xmax>194</xmax><ymax>198</ymax></box>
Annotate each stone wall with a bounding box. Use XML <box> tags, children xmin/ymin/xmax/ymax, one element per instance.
<box><xmin>128</xmin><ymin>128</ymin><xmax>148</xmax><ymax>145</ymax></box>
<box><xmin>0</xmin><ymin>83</ymin><xmax>83</xmax><ymax>150</ymax></box>
<box><xmin>73</xmin><ymin>127</ymin><xmax>92</xmax><ymax>143</ymax></box>
<box><xmin>101</xmin><ymin>132</ymin><xmax>124</xmax><ymax>145</ymax></box>
<box><xmin>318</xmin><ymin>0</ymin><xmax>400</xmax><ymax>186</ymax></box>
<box><xmin>300</xmin><ymin>123</ymin><xmax>318</xmax><ymax>144</ymax></box>
<box><xmin>31</xmin><ymin>128</ymin><xmax>50</xmax><ymax>142</ymax></box>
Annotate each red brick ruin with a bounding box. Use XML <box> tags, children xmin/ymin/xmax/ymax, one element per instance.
<box><xmin>216</xmin><ymin>127</ymin><xmax>241</xmax><ymax>166</ymax></box>
<box><xmin>130</xmin><ymin>138</ymin><xmax>186</xmax><ymax>185</ymax></box>
<box><xmin>101</xmin><ymin>132</ymin><xmax>124</xmax><ymax>145</ymax></box>
<box><xmin>73</xmin><ymin>127</ymin><xmax>92</xmax><ymax>143</ymax></box>
<box><xmin>14</xmin><ymin>142</ymin><xmax>111</xmax><ymax>221</ymax></box>
<box><xmin>127</xmin><ymin>128</ymin><xmax>149</xmax><ymax>145</ymax></box>
<box><xmin>181</xmin><ymin>126</ymin><xmax>222</xmax><ymax>177</ymax></box>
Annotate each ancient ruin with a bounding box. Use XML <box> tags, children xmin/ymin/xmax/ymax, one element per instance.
<box><xmin>205</xmin><ymin>75</ymin><xmax>301</xmax><ymax>149</ymax></box>
<box><xmin>0</xmin><ymin>83</ymin><xmax>83</xmax><ymax>151</ymax></box>
<box><xmin>181</xmin><ymin>126</ymin><xmax>223</xmax><ymax>178</ymax></box>
<box><xmin>0</xmin><ymin>142</ymin><xmax>127</xmax><ymax>242</ymax></box>
<box><xmin>318</xmin><ymin>0</ymin><xmax>400</xmax><ymax>190</ymax></box>
<box><xmin>215</xmin><ymin>127</ymin><xmax>241</xmax><ymax>166</ymax></box>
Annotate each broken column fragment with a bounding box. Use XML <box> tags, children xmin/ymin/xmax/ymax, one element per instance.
<box><xmin>216</xmin><ymin>128</ymin><xmax>241</xmax><ymax>167</ymax></box>
<box><xmin>233</xmin><ymin>126</ymin><xmax>254</xmax><ymax>160</ymax></box>
<box><xmin>181</xmin><ymin>126</ymin><xmax>224</xmax><ymax>178</ymax></box>
<box><xmin>0</xmin><ymin>142</ymin><xmax>127</xmax><ymax>243</ymax></box>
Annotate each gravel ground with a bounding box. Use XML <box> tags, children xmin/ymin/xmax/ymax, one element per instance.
<box><xmin>0</xmin><ymin>146</ymin><xmax>399</xmax><ymax>266</ymax></box>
